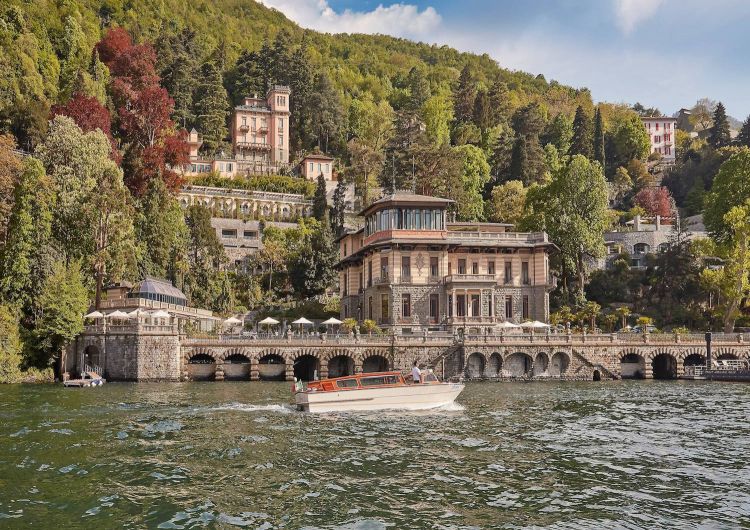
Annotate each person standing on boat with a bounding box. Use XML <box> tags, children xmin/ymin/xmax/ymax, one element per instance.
<box><xmin>411</xmin><ymin>361</ymin><xmax>422</xmax><ymax>384</ymax></box>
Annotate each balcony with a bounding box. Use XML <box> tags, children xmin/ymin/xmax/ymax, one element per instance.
<box><xmin>373</xmin><ymin>275</ymin><xmax>390</xmax><ymax>285</ymax></box>
<box><xmin>444</xmin><ymin>274</ymin><xmax>496</xmax><ymax>284</ymax></box>
<box><xmin>258</xmin><ymin>126</ymin><xmax>268</xmax><ymax>134</ymax></box>
<box><xmin>235</xmin><ymin>141</ymin><xmax>271</xmax><ymax>151</ymax></box>
<box><xmin>399</xmin><ymin>275</ymin><xmax>412</xmax><ymax>284</ymax></box>
<box><xmin>239</xmin><ymin>124</ymin><xmax>250</xmax><ymax>132</ymax></box>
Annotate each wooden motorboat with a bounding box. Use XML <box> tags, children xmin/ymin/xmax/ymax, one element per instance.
<box><xmin>64</xmin><ymin>371</ymin><xmax>106</xmax><ymax>387</ymax></box>
<box><xmin>293</xmin><ymin>370</ymin><xmax>464</xmax><ymax>413</ymax></box>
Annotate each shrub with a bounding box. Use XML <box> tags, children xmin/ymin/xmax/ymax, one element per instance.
<box><xmin>189</xmin><ymin>174</ymin><xmax>316</xmax><ymax>198</ymax></box>
<box><xmin>361</xmin><ymin>319</ymin><xmax>379</xmax><ymax>334</ymax></box>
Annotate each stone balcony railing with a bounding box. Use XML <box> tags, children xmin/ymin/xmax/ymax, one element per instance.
<box><xmin>444</xmin><ymin>274</ymin><xmax>496</xmax><ymax>283</ymax></box>
<box><xmin>446</xmin><ymin>231</ymin><xmax>549</xmax><ymax>244</ymax></box>
<box><xmin>182</xmin><ymin>185</ymin><xmax>310</xmax><ymax>205</ymax></box>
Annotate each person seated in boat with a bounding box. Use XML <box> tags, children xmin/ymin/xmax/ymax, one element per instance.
<box><xmin>411</xmin><ymin>361</ymin><xmax>422</xmax><ymax>384</ymax></box>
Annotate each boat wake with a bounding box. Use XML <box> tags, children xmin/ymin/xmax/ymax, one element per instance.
<box><xmin>208</xmin><ymin>402</ymin><xmax>295</xmax><ymax>414</ymax></box>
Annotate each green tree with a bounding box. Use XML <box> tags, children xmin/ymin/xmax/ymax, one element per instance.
<box><xmin>543</xmin><ymin>113</ymin><xmax>573</xmax><ymax>155</ymax></box>
<box><xmin>708</xmin><ymin>102</ymin><xmax>731</xmax><ymax>149</ymax></box>
<box><xmin>0</xmin><ymin>135</ymin><xmax>24</xmax><ymax>243</ymax></box>
<box><xmin>312</xmin><ymin>173</ymin><xmax>328</xmax><ymax>220</ymax></box>
<box><xmin>523</xmin><ymin>155</ymin><xmax>609</xmax><ymax>300</ymax></box>
<box><xmin>487</xmin><ymin>79</ymin><xmax>512</xmax><ymax>126</ymax></box>
<box><xmin>0</xmin><ymin>304</ymin><xmax>23</xmax><ymax>383</ymax></box>
<box><xmin>581</xmin><ymin>301</ymin><xmax>601</xmax><ymax>330</ymax></box>
<box><xmin>194</xmin><ymin>59</ymin><xmax>229</xmax><ymax>155</ymax></box>
<box><xmin>593</xmin><ymin>107</ymin><xmax>605</xmax><ymax>167</ymax></box>
<box><xmin>331</xmin><ymin>178</ymin><xmax>347</xmax><ymax>237</ymax></box>
<box><xmin>615</xmin><ymin>306</ymin><xmax>631</xmax><ymax>330</ymax></box>
<box><xmin>33</xmin><ymin>260</ymin><xmax>89</xmax><ymax>374</ymax></box>
<box><xmin>509</xmin><ymin>103</ymin><xmax>546</xmax><ymax>185</ymax></box>
<box><xmin>611</xmin><ymin>166</ymin><xmax>633</xmax><ymax>204</ymax></box>
<box><xmin>405</xmin><ymin>66</ymin><xmax>430</xmax><ymax>112</ymax></box>
<box><xmin>737</xmin><ymin>115</ymin><xmax>750</xmax><ymax>148</ymax></box>
<box><xmin>453</xmin><ymin>64</ymin><xmax>476</xmax><ymax>123</ymax></box>
<box><xmin>612</xmin><ymin>113</ymin><xmax>651</xmax><ymax>165</ymax></box>
<box><xmin>454</xmin><ymin>144</ymin><xmax>490</xmax><ymax>221</ymax></box>
<box><xmin>421</xmin><ymin>92</ymin><xmax>453</xmax><ymax>146</ymax></box>
<box><xmin>0</xmin><ymin>158</ymin><xmax>55</xmax><ymax>311</ymax></box>
<box><xmin>570</xmin><ymin>106</ymin><xmax>593</xmax><ymax>159</ymax></box>
<box><xmin>156</xmin><ymin>27</ymin><xmax>200</xmax><ymax>127</ymax></box>
<box><xmin>309</xmin><ymin>73</ymin><xmax>344</xmax><ymax>153</ymax></box>
<box><xmin>704</xmin><ymin>149</ymin><xmax>750</xmax><ymax>242</ymax></box>
<box><xmin>486</xmin><ymin>180</ymin><xmax>526</xmax><ymax>225</ymax></box>
<box><xmin>58</xmin><ymin>16</ymin><xmax>91</xmax><ymax>101</ymax></box>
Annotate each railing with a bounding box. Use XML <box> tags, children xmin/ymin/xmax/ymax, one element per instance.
<box><xmin>182</xmin><ymin>186</ymin><xmax>310</xmax><ymax>204</ymax></box>
<box><xmin>97</xmin><ymin>298</ymin><xmax>215</xmax><ymax>318</ymax></box>
<box><xmin>446</xmin><ymin>231</ymin><xmax>548</xmax><ymax>244</ymax></box>
<box><xmin>374</xmin><ymin>275</ymin><xmax>390</xmax><ymax>285</ymax></box>
<box><xmin>444</xmin><ymin>274</ymin><xmax>495</xmax><ymax>283</ymax></box>
<box><xmin>239</xmin><ymin>124</ymin><xmax>250</xmax><ymax>132</ymax></box>
<box><xmin>399</xmin><ymin>275</ymin><xmax>412</xmax><ymax>284</ymax></box>
<box><xmin>236</xmin><ymin>141</ymin><xmax>271</xmax><ymax>150</ymax></box>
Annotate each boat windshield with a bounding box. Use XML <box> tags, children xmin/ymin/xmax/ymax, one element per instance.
<box><xmin>336</xmin><ymin>378</ymin><xmax>359</xmax><ymax>388</ymax></box>
<box><xmin>422</xmin><ymin>372</ymin><xmax>439</xmax><ymax>383</ymax></box>
<box><xmin>360</xmin><ymin>375</ymin><xmax>400</xmax><ymax>386</ymax></box>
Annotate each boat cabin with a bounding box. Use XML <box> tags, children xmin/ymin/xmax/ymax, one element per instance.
<box><xmin>300</xmin><ymin>370</ymin><xmax>440</xmax><ymax>392</ymax></box>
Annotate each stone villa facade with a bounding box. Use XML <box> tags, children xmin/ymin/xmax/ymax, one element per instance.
<box><xmin>337</xmin><ymin>192</ymin><xmax>556</xmax><ymax>335</ymax></box>
<box><xmin>642</xmin><ymin>116</ymin><xmax>677</xmax><ymax>163</ymax></box>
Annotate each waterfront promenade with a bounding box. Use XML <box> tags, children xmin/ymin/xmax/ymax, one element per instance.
<box><xmin>69</xmin><ymin>324</ymin><xmax>748</xmax><ymax>382</ymax></box>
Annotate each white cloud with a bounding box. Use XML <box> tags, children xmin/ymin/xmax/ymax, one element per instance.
<box><xmin>259</xmin><ymin>0</ymin><xmax>441</xmax><ymax>40</ymax></box>
<box><xmin>613</xmin><ymin>0</ymin><xmax>665</xmax><ymax>34</ymax></box>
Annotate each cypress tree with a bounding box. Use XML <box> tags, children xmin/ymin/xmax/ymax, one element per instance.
<box><xmin>406</xmin><ymin>66</ymin><xmax>431</xmax><ymax>112</ymax></box>
<box><xmin>312</xmin><ymin>173</ymin><xmax>328</xmax><ymax>220</ymax></box>
<box><xmin>488</xmin><ymin>80</ymin><xmax>511</xmax><ymax>126</ymax></box>
<box><xmin>454</xmin><ymin>65</ymin><xmax>476</xmax><ymax>123</ymax></box>
<box><xmin>593</xmin><ymin>107</ymin><xmax>605</xmax><ymax>167</ymax></box>
<box><xmin>331</xmin><ymin>178</ymin><xmax>347</xmax><ymax>236</ymax></box>
<box><xmin>194</xmin><ymin>59</ymin><xmax>229</xmax><ymax>155</ymax></box>
<box><xmin>708</xmin><ymin>102</ymin><xmax>731</xmax><ymax>149</ymax></box>
<box><xmin>737</xmin><ymin>115</ymin><xmax>750</xmax><ymax>148</ymax></box>
<box><xmin>570</xmin><ymin>106</ymin><xmax>593</xmax><ymax>159</ymax></box>
<box><xmin>509</xmin><ymin>136</ymin><xmax>528</xmax><ymax>184</ymax></box>
<box><xmin>288</xmin><ymin>36</ymin><xmax>314</xmax><ymax>151</ymax></box>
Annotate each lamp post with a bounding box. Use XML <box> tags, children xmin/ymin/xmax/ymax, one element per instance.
<box><xmin>705</xmin><ymin>331</ymin><xmax>712</xmax><ymax>370</ymax></box>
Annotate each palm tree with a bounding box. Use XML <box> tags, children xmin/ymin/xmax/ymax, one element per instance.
<box><xmin>615</xmin><ymin>307</ymin><xmax>631</xmax><ymax>330</ymax></box>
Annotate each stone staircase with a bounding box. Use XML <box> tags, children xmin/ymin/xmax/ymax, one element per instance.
<box><xmin>426</xmin><ymin>343</ymin><xmax>464</xmax><ymax>380</ymax></box>
<box><xmin>571</xmin><ymin>350</ymin><xmax>619</xmax><ymax>380</ymax></box>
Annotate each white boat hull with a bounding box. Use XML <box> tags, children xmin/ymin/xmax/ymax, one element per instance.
<box><xmin>295</xmin><ymin>383</ymin><xmax>464</xmax><ymax>413</ymax></box>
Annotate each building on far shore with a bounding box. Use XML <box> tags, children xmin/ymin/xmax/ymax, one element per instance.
<box><xmin>336</xmin><ymin>191</ymin><xmax>556</xmax><ymax>335</ymax></box>
<box><xmin>642</xmin><ymin>116</ymin><xmax>677</xmax><ymax>163</ymax></box>
<box><xmin>300</xmin><ymin>153</ymin><xmax>335</xmax><ymax>181</ymax></box>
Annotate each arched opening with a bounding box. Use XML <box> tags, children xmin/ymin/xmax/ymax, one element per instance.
<box><xmin>362</xmin><ymin>355</ymin><xmax>389</xmax><ymax>373</ymax></box>
<box><xmin>465</xmin><ymin>352</ymin><xmax>485</xmax><ymax>379</ymax></box>
<box><xmin>258</xmin><ymin>354</ymin><xmax>286</xmax><ymax>381</ymax></box>
<box><xmin>533</xmin><ymin>352</ymin><xmax>549</xmax><ymax>376</ymax></box>
<box><xmin>683</xmin><ymin>353</ymin><xmax>706</xmax><ymax>367</ymax></box>
<box><xmin>328</xmin><ymin>355</ymin><xmax>354</xmax><ymax>378</ymax></box>
<box><xmin>223</xmin><ymin>353</ymin><xmax>251</xmax><ymax>381</ymax></box>
<box><xmin>294</xmin><ymin>355</ymin><xmax>320</xmax><ymax>382</ymax></box>
<box><xmin>652</xmin><ymin>353</ymin><xmax>677</xmax><ymax>380</ymax></box>
<box><xmin>620</xmin><ymin>353</ymin><xmax>646</xmax><ymax>379</ymax></box>
<box><xmin>188</xmin><ymin>353</ymin><xmax>216</xmax><ymax>381</ymax></box>
<box><xmin>593</xmin><ymin>370</ymin><xmax>602</xmax><ymax>381</ymax></box>
<box><xmin>83</xmin><ymin>345</ymin><xmax>101</xmax><ymax>371</ymax></box>
<box><xmin>505</xmin><ymin>352</ymin><xmax>533</xmax><ymax>377</ymax></box>
<box><xmin>487</xmin><ymin>353</ymin><xmax>502</xmax><ymax>377</ymax></box>
<box><xmin>717</xmin><ymin>353</ymin><xmax>739</xmax><ymax>361</ymax></box>
<box><xmin>549</xmin><ymin>352</ymin><xmax>570</xmax><ymax>376</ymax></box>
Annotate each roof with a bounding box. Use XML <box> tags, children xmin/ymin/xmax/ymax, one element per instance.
<box><xmin>359</xmin><ymin>191</ymin><xmax>453</xmax><ymax>217</ymax></box>
<box><xmin>130</xmin><ymin>277</ymin><xmax>187</xmax><ymax>302</ymax></box>
<box><xmin>641</xmin><ymin>116</ymin><xmax>677</xmax><ymax>121</ymax></box>
<box><xmin>301</xmin><ymin>153</ymin><xmax>334</xmax><ymax>161</ymax></box>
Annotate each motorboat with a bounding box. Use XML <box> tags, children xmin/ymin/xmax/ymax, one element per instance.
<box><xmin>63</xmin><ymin>371</ymin><xmax>106</xmax><ymax>387</ymax></box>
<box><xmin>293</xmin><ymin>370</ymin><xmax>464</xmax><ymax>413</ymax></box>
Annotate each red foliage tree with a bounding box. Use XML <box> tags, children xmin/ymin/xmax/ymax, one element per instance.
<box><xmin>635</xmin><ymin>186</ymin><xmax>674</xmax><ymax>218</ymax></box>
<box><xmin>94</xmin><ymin>28</ymin><xmax>187</xmax><ymax>196</ymax></box>
<box><xmin>50</xmin><ymin>93</ymin><xmax>120</xmax><ymax>161</ymax></box>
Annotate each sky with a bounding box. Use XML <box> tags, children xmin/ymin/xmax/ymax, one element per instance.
<box><xmin>259</xmin><ymin>0</ymin><xmax>750</xmax><ymax>119</ymax></box>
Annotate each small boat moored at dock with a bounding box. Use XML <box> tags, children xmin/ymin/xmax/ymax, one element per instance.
<box><xmin>63</xmin><ymin>371</ymin><xmax>106</xmax><ymax>387</ymax></box>
<box><xmin>293</xmin><ymin>370</ymin><xmax>464</xmax><ymax>413</ymax></box>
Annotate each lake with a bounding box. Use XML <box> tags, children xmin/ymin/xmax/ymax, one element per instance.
<box><xmin>1</xmin><ymin>381</ymin><xmax>749</xmax><ymax>529</ymax></box>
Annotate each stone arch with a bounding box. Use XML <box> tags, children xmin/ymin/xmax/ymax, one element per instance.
<box><xmin>549</xmin><ymin>352</ymin><xmax>570</xmax><ymax>376</ymax></box>
<box><xmin>487</xmin><ymin>352</ymin><xmax>502</xmax><ymax>377</ymax></box>
<box><xmin>505</xmin><ymin>352</ymin><xmax>532</xmax><ymax>377</ymax></box>
<box><xmin>83</xmin><ymin>344</ymin><xmax>101</xmax><ymax>370</ymax></box>
<box><xmin>328</xmin><ymin>355</ymin><xmax>354</xmax><ymax>378</ymax></box>
<box><xmin>293</xmin><ymin>354</ymin><xmax>321</xmax><ymax>382</ymax></box>
<box><xmin>620</xmin><ymin>351</ymin><xmax>646</xmax><ymax>379</ymax></box>
<box><xmin>465</xmin><ymin>352</ymin><xmax>486</xmax><ymax>379</ymax></box>
<box><xmin>187</xmin><ymin>353</ymin><xmax>216</xmax><ymax>381</ymax></box>
<box><xmin>362</xmin><ymin>354</ymin><xmax>389</xmax><ymax>373</ymax></box>
<box><xmin>651</xmin><ymin>352</ymin><xmax>677</xmax><ymax>380</ymax></box>
<box><xmin>716</xmin><ymin>351</ymin><xmax>739</xmax><ymax>361</ymax></box>
<box><xmin>683</xmin><ymin>352</ymin><xmax>706</xmax><ymax>368</ymax></box>
<box><xmin>223</xmin><ymin>352</ymin><xmax>251</xmax><ymax>381</ymax></box>
<box><xmin>258</xmin><ymin>350</ymin><xmax>286</xmax><ymax>381</ymax></box>
<box><xmin>533</xmin><ymin>352</ymin><xmax>549</xmax><ymax>376</ymax></box>
<box><xmin>593</xmin><ymin>369</ymin><xmax>602</xmax><ymax>381</ymax></box>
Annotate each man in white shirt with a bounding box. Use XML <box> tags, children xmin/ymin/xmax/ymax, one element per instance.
<box><xmin>411</xmin><ymin>361</ymin><xmax>422</xmax><ymax>383</ymax></box>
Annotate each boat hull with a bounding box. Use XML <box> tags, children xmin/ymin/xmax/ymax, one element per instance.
<box><xmin>295</xmin><ymin>383</ymin><xmax>464</xmax><ymax>413</ymax></box>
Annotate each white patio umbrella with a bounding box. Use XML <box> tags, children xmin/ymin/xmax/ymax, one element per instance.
<box><xmin>258</xmin><ymin>316</ymin><xmax>280</xmax><ymax>325</ymax></box>
<box><xmin>84</xmin><ymin>310</ymin><xmax>104</xmax><ymax>319</ymax></box>
<box><xmin>496</xmin><ymin>321</ymin><xmax>520</xmax><ymax>329</ymax></box>
<box><xmin>108</xmin><ymin>310</ymin><xmax>129</xmax><ymax>320</ymax></box>
<box><xmin>127</xmin><ymin>308</ymin><xmax>148</xmax><ymax>319</ymax></box>
<box><xmin>292</xmin><ymin>317</ymin><xmax>313</xmax><ymax>325</ymax></box>
<box><xmin>523</xmin><ymin>321</ymin><xmax>550</xmax><ymax>329</ymax></box>
<box><xmin>224</xmin><ymin>316</ymin><xmax>243</xmax><ymax>325</ymax></box>
<box><xmin>151</xmin><ymin>310</ymin><xmax>171</xmax><ymax>318</ymax></box>
<box><xmin>321</xmin><ymin>317</ymin><xmax>342</xmax><ymax>325</ymax></box>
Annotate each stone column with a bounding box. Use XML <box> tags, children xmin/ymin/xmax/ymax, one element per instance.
<box><xmin>355</xmin><ymin>360</ymin><xmax>363</xmax><ymax>374</ymax></box>
<box><xmin>250</xmin><ymin>358</ymin><xmax>259</xmax><ymax>381</ymax></box>
<box><xmin>285</xmin><ymin>361</ymin><xmax>294</xmax><ymax>381</ymax></box>
<box><xmin>319</xmin><ymin>361</ymin><xmax>329</xmax><ymax>380</ymax></box>
<box><xmin>215</xmin><ymin>362</ymin><xmax>225</xmax><ymax>382</ymax></box>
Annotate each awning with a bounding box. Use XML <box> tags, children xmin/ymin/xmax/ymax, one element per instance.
<box><xmin>258</xmin><ymin>317</ymin><xmax>280</xmax><ymax>325</ymax></box>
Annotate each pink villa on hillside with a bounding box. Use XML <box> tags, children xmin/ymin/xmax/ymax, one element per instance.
<box><xmin>642</xmin><ymin>116</ymin><xmax>677</xmax><ymax>163</ymax></box>
<box><xmin>300</xmin><ymin>153</ymin><xmax>335</xmax><ymax>181</ymax></box>
<box><xmin>183</xmin><ymin>85</ymin><xmax>291</xmax><ymax>177</ymax></box>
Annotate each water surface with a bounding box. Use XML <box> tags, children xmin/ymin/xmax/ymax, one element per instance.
<box><xmin>1</xmin><ymin>381</ymin><xmax>749</xmax><ymax>529</ymax></box>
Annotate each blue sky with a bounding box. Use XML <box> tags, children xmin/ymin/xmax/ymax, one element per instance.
<box><xmin>260</xmin><ymin>0</ymin><xmax>750</xmax><ymax>119</ymax></box>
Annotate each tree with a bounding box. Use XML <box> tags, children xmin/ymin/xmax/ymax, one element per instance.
<box><xmin>453</xmin><ymin>65</ymin><xmax>476</xmax><ymax>123</ymax></box>
<box><xmin>405</xmin><ymin>66</ymin><xmax>430</xmax><ymax>112</ymax></box>
<box><xmin>348</xmin><ymin>96</ymin><xmax>394</xmax><ymax>152</ymax></box>
<box><xmin>348</xmin><ymin>138</ymin><xmax>384</xmax><ymax>207</ymax></box>
<box><xmin>0</xmin><ymin>135</ymin><xmax>23</xmax><ymax>243</ymax></box>
<box><xmin>312</xmin><ymin>173</ymin><xmax>328</xmax><ymax>220</ymax></box>
<box><xmin>51</xmin><ymin>92</ymin><xmax>118</xmax><ymax>159</ymax></box>
<box><xmin>300</xmin><ymin>213</ymin><xmax>338</xmax><ymax>296</ymax></box>
<box><xmin>690</xmin><ymin>98</ymin><xmax>717</xmax><ymax>132</ymax></box>
<box><xmin>701</xmin><ymin>201</ymin><xmax>750</xmax><ymax>333</ymax></box>
<box><xmin>593</xmin><ymin>107</ymin><xmax>605</xmax><ymax>167</ymax></box>
<box><xmin>523</xmin><ymin>155</ymin><xmax>609</xmax><ymax>300</ymax></box>
<box><xmin>421</xmin><ymin>93</ymin><xmax>453</xmax><ymax>147</ymax></box>
<box><xmin>615</xmin><ymin>306</ymin><xmax>631</xmax><ymax>330</ymax></box>
<box><xmin>331</xmin><ymin>178</ymin><xmax>347</xmax><ymax>237</ymax></box>
<box><xmin>570</xmin><ymin>106</ymin><xmax>593</xmax><ymax>159</ymax></box>
<box><xmin>611</xmin><ymin>166</ymin><xmax>633</xmax><ymax>204</ymax></box>
<box><xmin>581</xmin><ymin>301</ymin><xmax>601</xmax><ymax>330</ymax></box>
<box><xmin>0</xmin><ymin>158</ymin><xmax>55</xmax><ymax>311</ymax></box>
<box><xmin>194</xmin><ymin>59</ymin><xmax>229</xmax><ymax>155</ymax></box>
<box><xmin>0</xmin><ymin>304</ymin><xmax>23</xmax><ymax>383</ymax></box>
<box><xmin>58</xmin><ymin>16</ymin><xmax>91</xmax><ymax>101</ymax></box>
<box><xmin>454</xmin><ymin>145</ymin><xmax>490</xmax><ymax>221</ymax></box>
<box><xmin>509</xmin><ymin>103</ymin><xmax>546</xmax><ymax>184</ymax></box>
<box><xmin>33</xmin><ymin>260</ymin><xmax>89</xmax><ymax>375</ymax></box>
<box><xmin>704</xmin><ymin>149</ymin><xmax>750</xmax><ymax>242</ymax></box>
<box><xmin>184</xmin><ymin>205</ymin><xmax>226</xmax><ymax>308</ymax></box>
<box><xmin>634</xmin><ymin>187</ymin><xmax>673</xmax><ymax>217</ymax></box>
<box><xmin>155</xmin><ymin>27</ymin><xmax>200</xmax><ymax>127</ymax></box>
<box><xmin>628</xmin><ymin>158</ymin><xmax>653</xmax><ymax>189</ymax></box>
<box><xmin>309</xmin><ymin>73</ymin><xmax>344</xmax><ymax>153</ymax></box>
<box><xmin>487</xmin><ymin>79</ymin><xmax>512</xmax><ymax>126</ymax></box>
<box><xmin>707</xmin><ymin>102</ymin><xmax>731</xmax><ymax>149</ymax></box>
<box><xmin>543</xmin><ymin>113</ymin><xmax>573</xmax><ymax>155</ymax></box>
<box><xmin>487</xmin><ymin>180</ymin><xmax>526</xmax><ymax>226</ymax></box>
<box><xmin>737</xmin><ymin>115</ymin><xmax>750</xmax><ymax>148</ymax></box>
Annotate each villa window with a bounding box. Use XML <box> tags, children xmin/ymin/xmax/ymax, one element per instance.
<box><xmin>243</xmin><ymin>231</ymin><xmax>258</xmax><ymax>239</ymax></box>
<box><xmin>401</xmin><ymin>256</ymin><xmax>411</xmax><ymax>279</ymax></box>
<box><xmin>470</xmin><ymin>294</ymin><xmax>480</xmax><ymax>317</ymax></box>
<box><xmin>368</xmin><ymin>261</ymin><xmax>373</xmax><ymax>287</ymax></box>
<box><xmin>522</xmin><ymin>296</ymin><xmax>529</xmax><ymax>320</ymax></box>
<box><xmin>402</xmin><ymin>294</ymin><xmax>411</xmax><ymax>318</ymax></box>
<box><xmin>368</xmin><ymin>297</ymin><xmax>373</xmax><ymax>319</ymax></box>
<box><xmin>472</xmin><ymin>262</ymin><xmax>479</xmax><ymax>275</ymax></box>
<box><xmin>488</xmin><ymin>261</ymin><xmax>495</xmax><ymax>275</ymax></box>
<box><xmin>380</xmin><ymin>257</ymin><xmax>389</xmax><ymax>279</ymax></box>
<box><xmin>221</xmin><ymin>229</ymin><xmax>237</xmax><ymax>238</ymax></box>
<box><xmin>430</xmin><ymin>256</ymin><xmax>439</xmax><ymax>277</ymax></box>
<box><xmin>458</xmin><ymin>259</ymin><xmax>467</xmax><ymax>275</ymax></box>
<box><xmin>381</xmin><ymin>294</ymin><xmax>390</xmax><ymax>320</ymax></box>
<box><xmin>429</xmin><ymin>294</ymin><xmax>439</xmax><ymax>322</ymax></box>
<box><xmin>522</xmin><ymin>262</ymin><xmax>530</xmax><ymax>285</ymax></box>
<box><xmin>504</xmin><ymin>261</ymin><xmax>512</xmax><ymax>284</ymax></box>
<box><xmin>505</xmin><ymin>296</ymin><xmax>513</xmax><ymax>319</ymax></box>
<box><xmin>278</xmin><ymin>118</ymin><xmax>283</xmax><ymax>130</ymax></box>
<box><xmin>456</xmin><ymin>295</ymin><xmax>466</xmax><ymax>317</ymax></box>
